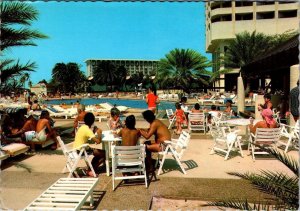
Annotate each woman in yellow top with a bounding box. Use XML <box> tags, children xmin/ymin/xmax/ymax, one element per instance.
<box><xmin>74</xmin><ymin>112</ymin><xmax>105</xmax><ymax>177</ymax></box>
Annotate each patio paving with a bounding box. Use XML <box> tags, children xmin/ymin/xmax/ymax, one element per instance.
<box><xmin>0</xmin><ymin>118</ymin><xmax>297</xmax><ymax>210</ymax></box>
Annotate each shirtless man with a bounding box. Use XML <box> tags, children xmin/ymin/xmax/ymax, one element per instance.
<box><xmin>118</xmin><ymin>115</ymin><xmax>140</xmax><ymax>146</ymax></box>
<box><xmin>139</xmin><ymin>110</ymin><xmax>171</xmax><ymax>171</ymax></box>
<box><xmin>74</xmin><ymin>104</ymin><xmax>87</xmax><ymax>131</ymax></box>
<box><xmin>36</xmin><ymin>110</ymin><xmax>59</xmax><ymax>150</ymax></box>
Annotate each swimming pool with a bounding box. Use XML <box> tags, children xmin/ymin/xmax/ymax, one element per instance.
<box><xmin>45</xmin><ymin>98</ymin><xmax>255</xmax><ymax>112</ymax></box>
<box><xmin>45</xmin><ymin>98</ymin><xmax>175</xmax><ymax>110</ymax></box>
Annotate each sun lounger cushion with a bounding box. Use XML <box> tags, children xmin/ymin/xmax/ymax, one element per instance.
<box><xmin>1</xmin><ymin>143</ymin><xmax>29</xmax><ymax>157</ymax></box>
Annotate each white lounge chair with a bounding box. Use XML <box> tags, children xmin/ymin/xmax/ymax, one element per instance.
<box><xmin>99</xmin><ymin>102</ymin><xmax>129</xmax><ymax>112</ymax></box>
<box><xmin>24</xmin><ymin>178</ymin><xmax>99</xmax><ymax>210</ymax></box>
<box><xmin>111</xmin><ymin>145</ymin><xmax>148</xmax><ymax>190</ymax></box>
<box><xmin>45</xmin><ymin>106</ymin><xmax>72</xmax><ymax>119</ymax></box>
<box><xmin>249</xmin><ymin>128</ymin><xmax>281</xmax><ymax>161</ymax></box>
<box><xmin>57</xmin><ymin>136</ymin><xmax>96</xmax><ymax>178</ymax></box>
<box><xmin>156</xmin><ymin>131</ymin><xmax>191</xmax><ymax>175</ymax></box>
<box><xmin>197</xmin><ymin>94</ymin><xmax>216</xmax><ymax>105</ymax></box>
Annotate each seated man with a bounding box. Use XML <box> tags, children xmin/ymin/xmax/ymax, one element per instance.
<box><xmin>74</xmin><ymin>104</ymin><xmax>87</xmax><ymax>134</ymax></box>
<box><xmin>74</xmin><ymin>112</ymin><xmax>105</xmax><ymax>176</ymax></box>
<box><xmin>118</xmin><ymin>115</ymin><xmax>140</xmax><ymax>146</ymax></box>
<box><xmin>31</xmin><ymin>100</ymin><xmax>41</xmax><ymax>110</ymax></box>
<box><xmin>139</xmin><ymin>110</ymin><xmax>171</xmax><ymax>172</ymax></box>
<box><xmin>7</xmin><ymin>115</ymin><xmax>37</xmax><ymax>141</ymax></box>
<box><xmin>36</xmin><ymin>110</ymin><xmax>59</xmax><ymax>150</ymax></box>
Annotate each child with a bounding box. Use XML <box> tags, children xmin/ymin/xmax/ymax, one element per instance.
<box><xmin>108</xmin><ymin>107</ymin><xmax>123</xmax><ymax>133</ymax></box>
<box><xmin>175</xmin><ymin>102</ymin><xmax>187</xmax><ymax>135</ymax></box>
<box><xmin>118</xmin><ymin>115</ymin><xmax>140</xmax><ymax>146</ymax></box>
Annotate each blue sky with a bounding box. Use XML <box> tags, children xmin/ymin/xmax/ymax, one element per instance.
<box><xmin>7</xmin><ymin>1</ymin><xmax>209</xmax><ymax>84</ymax></box>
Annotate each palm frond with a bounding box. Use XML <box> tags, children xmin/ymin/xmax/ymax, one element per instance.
<box><xmin>263</xmin><ymin>147</ymin><xmax>298</xmax><ymax>176</ymax></box>
<box><xmin>228</xmin><ymin>171</ymin><xmax>298</xmax><ymax>209</ymax></box>
<box><xmin>1</xmin><ymin>27</ymin><xmax>48</xmax><ymax>51</ymax></box>
<box><xmin>207</xmin><ymin>199</ymin><xmax>272</xmax><ymax>210</ymax></box>
<box><xmin>0</xmin><ymin>1</ymin><xmax>39</xmax><ymax>25</ymax></box>
<box><xmin>1</xmin><ymin>60</ymin><xmax>36</xmax><ymax>83</ymax></box>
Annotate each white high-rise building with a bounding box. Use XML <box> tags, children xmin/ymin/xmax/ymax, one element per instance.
<box><xmin>205</xmin><ymin>1</ymin><xmax>299</xmax><ymax>92</ymax></box>
<box><xmin>85</xmin><ymin>59</ymin><xmax>158</xmax><ymax>78</ymax></box>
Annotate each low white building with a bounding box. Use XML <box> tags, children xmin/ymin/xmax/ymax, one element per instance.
<box><xmin>30</xmin><ymin>83</ymin><xmax>47</xmax><ymax>96</ymax></box>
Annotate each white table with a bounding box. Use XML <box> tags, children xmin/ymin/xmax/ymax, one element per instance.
<box><xmin>90</xmin><ymin>130</ymin><xmax>122</xmax><ymax>176</ymax></box>
<box><xmin>225</xmin><ymin>118</ymin><xmax>260</xmax><ymax>144</ymax></box>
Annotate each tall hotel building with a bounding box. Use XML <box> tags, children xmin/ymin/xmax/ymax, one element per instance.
<box><xmin>85</xmin><ymin>59</ymin><xmax>159</xmax><ymax>78</ymax></box>
<box><xmin>205</xmin><ymin>1</ymin><xmax>299</xmax><ymax>92</ymax></box>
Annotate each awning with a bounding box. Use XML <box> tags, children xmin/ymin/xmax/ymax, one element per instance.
<box><xmin>241</xmin><ymin>35</ymin><xmax>299</xmax><ymax>76</ymax></box>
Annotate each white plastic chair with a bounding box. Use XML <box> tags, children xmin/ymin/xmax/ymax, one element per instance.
<box><xmin>156</xmin><ymin>131</ymin><xmax>191</xmax><ymax>175</ymax></box>
<box><xmin>198</xmin><ymin>94</ymin><xmax>216</xmax><ymax>105</ymax></box>
<box><xmin>57</xmin><ymin>136</ymin><xmax>96</xmax><ymax>178</ymax></box>
<box><xmin>166</xmin><ymin>109</ymin><xmax>176</xmax><ymax>129</ymax></box>
<box><xmin>210</xmin><ymin>126</ymin><xmax>243</xmax><ymax>160</ymax></box>
<box><xmin>278</xmin><ymin>121</ymin><xmax>299</xmax><ymax>152</ymax></box>
<box><xmin>188</xmin><ymin>112</ymin><xmax>206</xmax><ymax>134</ymax></box>
<box><xmin>111</xmin><ymin>144</ymin><xmax>148</xmax><ymax>190</ymax></box>
<box><xmin>249</xmin><ymin>128</ymin><xmax>281</xmax><ymax>161</ymax></box>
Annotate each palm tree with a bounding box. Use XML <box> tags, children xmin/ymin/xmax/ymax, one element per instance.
<box><xmin>208</xmin><ymin>147</ymin><xmax>298</xmax><ymax>210</ymax></box>
<box><xmin>155</xmin><ymin>48</ymin><xmax>211</xmax><ymax>93</ymax></box>
<box><xmin>20</xmin><ymin>73</ymin><xmax>30</xmax><ymax>89</ymax></box>
<box><xmin>93</xmin><ymin>61</ymin><xmax>117</xmax><ymax>91</ymax></box>
<box><xmin>0</xmin><ymin>1</ymin><xmax>48</xmax><ymax>51</ymax></box>
<box><xmin>0</xmin><ymin>1</ymin><xmax>48</xmax><ymax>91</ymax></box>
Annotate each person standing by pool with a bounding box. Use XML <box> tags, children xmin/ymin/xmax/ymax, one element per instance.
<box><xmin>146</xmin><ymin>86</ymin><xmax>159</xmax><ymax>113</ymax></box>
<box><xmin>139</xmin><ymin>110</ymin><xmax>171</xmax><ymax>172</ymax></box>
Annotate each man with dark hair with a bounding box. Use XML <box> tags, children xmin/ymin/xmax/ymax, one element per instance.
<box><xmin>74</xmin><ymin>112</ymin><xmax>105</xmax><ymax>176</ymax></box>
<box><xmin>118</xmin><ymin>115</ymin><xmax>140</xmax><ymax>146</ymax></box>
<box><xmin>139</xmin><ymin>110</ymin><xmax>171</xmax><ymax>171</ymax></box>
<box><xmin>290</xmin><ymin>80</ymin><xmax>299</xmax><ymax>121</ymax></box>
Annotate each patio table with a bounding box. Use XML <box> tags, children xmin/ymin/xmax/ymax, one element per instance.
<box><xmin>89</xmin><ymin>130</ymin><xmax>122</xmax><ymax>176</ymax></box>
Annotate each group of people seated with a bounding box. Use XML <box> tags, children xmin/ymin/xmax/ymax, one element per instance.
<box><xmin>3</xmin><ymin>109</ymin><xmax>59</xmax><ymax>150</ymax></box>
<box><xmin>171</xmin><ymin>96</ymin><xmax>237</xmax><ymax>134</ymax></box>
<box><xmin>72</xmin><ymin>103</ymin><xmax>171</xmax><ymax>177</ymax></box>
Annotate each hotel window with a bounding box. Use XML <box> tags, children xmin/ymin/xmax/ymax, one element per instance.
<box><xmin>257</xmin><ymin>11</ymin><xmax>275</xmax><ymax>19</ymax></box>
<box><xmin>211</xmin><ymin>2</ymin><xmax>221</xmax><ymax>10</ymax></box>
<box><xmin>279</xmin><ymin>1</ymin><xmax>297</xmax><ymax>3</ymax></box>
<box><xmin>221</xmin><ymin>2</ymin><xmax>232</xmax><ymax>8</ymax></box>
<box><xmin>235</xmin><ymin>1</ymin><xmax>253</xmax><ymax>7</ymax></box>
<box><xmin>236</xmin><ymin>13</ymin><xmax>253</xmax><ymax>20</ymax></box>
<box><xmin>256</xmin><ymin>2</ymin><xmax>274</xmax><ymax>6</ymax></box>
<box><xmin>278</xmin><ymin>10</ymin><xmax>297</xmax><ymax>18</ymax></box>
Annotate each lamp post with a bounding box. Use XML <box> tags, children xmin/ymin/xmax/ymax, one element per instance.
<box><xmin>237</xmin><ymin>72</ymin><xmax>245</xmax><ymax>114</ymax></box>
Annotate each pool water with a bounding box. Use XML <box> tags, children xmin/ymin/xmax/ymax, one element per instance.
<box><xmin>45</xmin><ymin>98</ymin><xmax>254</xmax><ymax>112</ymax></box>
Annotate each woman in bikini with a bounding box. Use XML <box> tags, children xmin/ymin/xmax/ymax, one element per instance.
<box><xmin>36</xmin><ymin>110</ymin><xmax>59</xmax><ymax>150</ymax></box>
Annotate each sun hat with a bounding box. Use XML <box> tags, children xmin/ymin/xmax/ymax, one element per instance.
<box><xmin>261</xmin><ymin>109</ymin><xmax>275</xmax><ymax>125</ymax></box>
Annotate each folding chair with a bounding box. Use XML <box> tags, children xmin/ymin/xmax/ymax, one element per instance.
<box><xmin>57</xmin><ymin>136</ymin><xmax>96</xmax><ymax>178</ymax></box>
<box><xmin>278</xmin><ymin>121</ymin><xmax>299</xmax><ymax>152</ymax></box>
<box><xmin>249</xmin><ymin>128</ymin><xmax>281</xmax><ymax>161</ymax></box>
<box><xmin>111</xmin><ymin>144</ymin><xmax>148</xmax><ymax>190</ymax></box>
<box><xmin>166</xmin><ymin>109</ymin><xmax>176</xmax><ymax>129</ymax></box>
<box><xmin>210</xmin><ymin>126</ymin><xmax>243</xmax><ymax>160</ymax></box>
<box><xmin>188</xmin><ymin>112</ymin><xmax>206</xmax><ymax>134</ymax></box>
<box><xmin>156</xmin><ymin>131</ymin><xmax>191</xmax><ymax>175</ymax></box>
